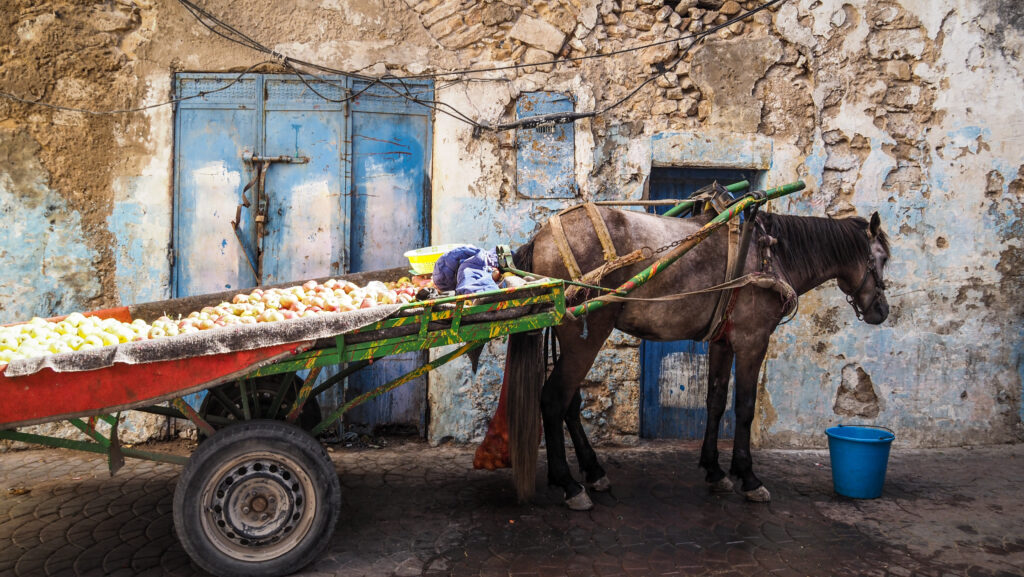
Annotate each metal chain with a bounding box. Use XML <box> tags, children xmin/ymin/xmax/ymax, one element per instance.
<box><xmin>645</xmin><ymin>228</ymin><xmax>715</xmax><ymax>259</ymax></box>
<box><xmin>646</xmin><ymin>237</ymin><xmax>689</xmax><ymax>258</ymax></box>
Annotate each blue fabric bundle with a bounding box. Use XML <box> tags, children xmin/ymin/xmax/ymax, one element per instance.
<box><xmin>432</xmin><ymin>245</ymin><xmax>499</xmax><ymax>295</ymax></box>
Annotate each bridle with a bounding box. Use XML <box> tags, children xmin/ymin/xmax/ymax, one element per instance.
<box><xmin>846</xmin><ymin>256</ymin><xmax>886</xmax><ymax>320</ymax></box>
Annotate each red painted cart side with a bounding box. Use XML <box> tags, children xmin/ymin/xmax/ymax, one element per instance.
<box><xmin>0</xmin><ymin>341</ymin><xmax>312</xmax><ymax>429</ymax></box>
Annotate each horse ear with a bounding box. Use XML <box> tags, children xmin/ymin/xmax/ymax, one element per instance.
<box><xmin>869</xmin><ymin>211</ymin><xmax>881</xmax><ymax>237</ymax></box>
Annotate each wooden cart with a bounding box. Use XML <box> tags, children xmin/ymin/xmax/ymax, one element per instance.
<box><xmin>0</xmin><ymin>270</ymin><xmax>566</xmax><ymax>577</ymax></box>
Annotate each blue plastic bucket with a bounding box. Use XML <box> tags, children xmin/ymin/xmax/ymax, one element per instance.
<box><xmin>825</xmin><ymin>425</ymin><xmax>895</xmax><ymax>499</ymax></box>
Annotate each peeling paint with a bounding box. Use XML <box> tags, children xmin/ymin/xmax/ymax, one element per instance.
<box><xmin>1</xmin><ymin>0</ymin><xmax>1020</xmax><ymax>450</ymax></box>
<box><xmin>0</xmin><ymin>130</ymin><xmax>102</xmax><ymax>323</ymax></box>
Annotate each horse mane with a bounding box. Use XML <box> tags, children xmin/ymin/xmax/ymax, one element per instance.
<box><xmin>513</xmin><ymin>238</ymin><xmax>535</xmax><ymax>271</ymax></box>
<box><xmin>758</xmin><ymin>213</ymin><xmax>889</xmax><ymax>280</ymax></box>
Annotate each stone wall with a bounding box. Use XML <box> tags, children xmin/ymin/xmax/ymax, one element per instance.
<box><xmin>1</xmin><ymin>0</ymin><xmax>1021</xmax><ymax>449</ymax></box>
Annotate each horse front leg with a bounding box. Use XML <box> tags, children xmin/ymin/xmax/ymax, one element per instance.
<box><xmin>730</xmin><ymin>340</ymin><xmax>771</xmax><ymax>502</ymax></box>
<box><xmin>700</xmin><ymin>340</ymin><xmax>735</xmax><ymax>493</ymax></box>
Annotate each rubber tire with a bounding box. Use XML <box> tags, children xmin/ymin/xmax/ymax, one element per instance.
<box><xmin>173</xmin><ymin>420</ymin><xmax>340</xmax><ymax>577</ymax></box>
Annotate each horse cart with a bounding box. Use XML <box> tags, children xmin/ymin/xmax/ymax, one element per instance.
<box><xmin>0</xmin><ymin>271</ymin><xmax>568</xmax><ymax>576</ymax></box>
<box><xmin>0</xmin><ymin>181</ymin><xmax>810</xmax><ymax>576</ymax></box>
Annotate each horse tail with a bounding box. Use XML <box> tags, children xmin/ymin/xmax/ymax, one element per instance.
<box><xmin>507</xmin><ymin>329</ymin><xmax>544</xmax><ymax>503</ymax></box>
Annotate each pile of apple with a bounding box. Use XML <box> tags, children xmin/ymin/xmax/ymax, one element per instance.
<box><xmin>0</xmin><ymin>277</ymin><xmax>425</xmax><ymax>367</ymax></box>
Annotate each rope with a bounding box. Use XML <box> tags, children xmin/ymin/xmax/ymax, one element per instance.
<box><xmin>564</xmin><ymin>273</ymin><xmax>796</xmax><ymax>321</ymax></box>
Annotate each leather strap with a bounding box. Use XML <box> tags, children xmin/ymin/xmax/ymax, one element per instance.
<box><xmin>549</xmin><ymin>213</ymin><xmax>583</xmax><ymax>281</ymax></box>
<box><xmin>584</xmin><ymin>202</ymin><xmax>618</xmax><ymax>262</ymax></box>
<box><xmin>564</xmin><ymin>248</ymin><xmax>647</xmax><ymax>301</ymax></box>
<box><xmin>702</xmin><ymin>218</ymin><xmax>743</xmax><ymax>341</ymax></box>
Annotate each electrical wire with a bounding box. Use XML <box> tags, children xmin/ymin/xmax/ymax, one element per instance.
<box><xmin>0</xmin><ymin>0</ymin><xmax>786</xmax><ymax>129</ymax></box>
<box><xmin>0</xmin><ymin>60</ymin><xmax>275</xmax><ymax>116</ymax></box>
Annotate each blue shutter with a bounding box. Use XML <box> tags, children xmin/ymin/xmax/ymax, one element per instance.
<box><xmin>516</xmin><ymin>92</ymin><xmax>576</xmax><ymax>198</ymax></box>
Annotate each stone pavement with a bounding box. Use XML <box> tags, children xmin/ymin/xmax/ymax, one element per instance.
<box><xmin>1</xmin><ymin>438</ymin><xmax>1022</xmax><ymax>577</ymax></box>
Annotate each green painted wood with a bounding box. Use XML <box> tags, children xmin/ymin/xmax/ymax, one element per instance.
<box><xmin>0</xmin><ymin>430</ymin><xmax>188</xmax><ymax>466</ymax></box>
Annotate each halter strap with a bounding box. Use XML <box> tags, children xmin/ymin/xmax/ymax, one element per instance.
<box><xmin>846</xmin><ymin>258</ymin><xmax>885</xmax><ymax>320</ymax></box>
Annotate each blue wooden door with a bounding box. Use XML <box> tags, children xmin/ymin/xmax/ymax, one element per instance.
<box><xmin>344</xmin><ymin>80</ymin><xmax>432</xmax><ymax>435</ymax></box>
<box><xmin>640</xmin><ymin>168</ymin><xmax>757</xmax><ymax>439</ymax></box>
<box><xmin>173</xmin><ymin>75</ymin><xmax>432</xmax><ymax>433</ymax></box>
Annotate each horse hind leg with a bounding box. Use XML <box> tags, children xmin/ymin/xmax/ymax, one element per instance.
<box><xmin>542</xmin><ymin>315</ymin><xmax>617</xmax><ymax>510</ymax></box>
<box><xmin>542</xmin><ymin>378</ymin><xmax>593</xmax><ymax>510</ymax></box>
<box><xmin>565</xmin><ymin>388</ymin><xmax>610</xmax><ymax>492</ymax></box>
<box><xmin>701</xmin><ymin>340</ymin><xmax>735</xmax><ymax>493</ymax></box>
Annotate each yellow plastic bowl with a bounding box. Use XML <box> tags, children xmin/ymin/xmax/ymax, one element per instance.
<box><xmin>403</xmin><ymin>244</ymin><xmax>466</xmax><ymax>275</ymax></box>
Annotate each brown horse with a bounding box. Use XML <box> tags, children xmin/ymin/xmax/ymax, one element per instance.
<box><xmin>505</xmin><ymin>206</ymin><xmax>890</xmax><ymax>509</ymax></box>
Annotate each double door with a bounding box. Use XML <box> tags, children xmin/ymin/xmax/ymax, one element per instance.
<box><xmin>173</xmin><ymin>73</ymin><xmax>432</xmax><ymax>434</ymax></box>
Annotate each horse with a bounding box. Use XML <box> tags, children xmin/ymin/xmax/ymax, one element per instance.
<box><xmin>504</xmin><ymin>205</ymin><xmax>890</xmax><ymax>510</ymax></box>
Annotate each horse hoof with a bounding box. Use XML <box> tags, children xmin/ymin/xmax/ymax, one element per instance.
<box><xmin>589</xmin><ymin>476</ymin><xmax>612</xmax><ymax>492</ymax></box>
<box><xmin>743</xmin><ymin>485</ymin><xmax>771</xmax><ymax>502</ymax></box>
<box><xmin>708</xmin><ymin>476</ymin><xmax>734</xmax><ymax>493</ymax></box>
<box><xmin>565</xmin><ymin>489</ymin><xmax>594</xmax><ymax>511</ymax></box>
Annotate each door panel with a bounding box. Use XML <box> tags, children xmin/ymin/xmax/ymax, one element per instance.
<box><xmin>640</xmin><ymin>168</ymin><xmax>756</xmax><ymax>439</ymax></box>
<box><xmin>174</xmin><ymin>107</ymin><xmax>259</xmax><ymax>296</ymax></box>
<box><xmin>345</xmin><ymin>106</ymin><xmax>431</xmax><ymax>434</ymax></box>
<box><xmin>262</xmin><ymin>106</ymin><xmax>347</xmax><ymax>284</ymax></box>
<box><xmin>641</xmin><ymin>340</ymin><xmax>734</xmax><ymax>439</ymax></box>
<box><xmin>348</xmin><ymin>113</ymin><xmax>429</xmax><ymax>271</ymax></box>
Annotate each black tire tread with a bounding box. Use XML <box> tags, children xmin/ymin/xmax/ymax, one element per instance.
<box><xmin>173</xmin><ymin>420</ymin><xmax>340</xmax><ymax>577</ymax></box>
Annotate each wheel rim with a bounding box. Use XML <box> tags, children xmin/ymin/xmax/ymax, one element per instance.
<box><xmin>199</xmin><ymin>450</ymin><xmax>318</xmax><ymax>562</ymax></box>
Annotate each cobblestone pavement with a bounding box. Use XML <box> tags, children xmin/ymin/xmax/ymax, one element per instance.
<box><xmin>1</xmin><ymin>439</ymin><xmax>1022</xmax><ymax>577</ymax></box>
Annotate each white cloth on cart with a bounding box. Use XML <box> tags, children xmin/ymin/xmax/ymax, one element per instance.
<box><xmin>4</xmin><ymin>305</ymin><xmax>401</xmax><ymax>378</ymax></box>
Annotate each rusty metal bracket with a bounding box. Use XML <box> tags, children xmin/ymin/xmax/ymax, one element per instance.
<box><xmin>230</xmin><ymin>153</ymin><xmax>310</xmax><ymax>284</ymax></box>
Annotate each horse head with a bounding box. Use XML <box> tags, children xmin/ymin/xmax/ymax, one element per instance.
<box><xmin>838</xmin><ymin>212</ymin><xmax>890</xmax><ymax>325</ymax></box>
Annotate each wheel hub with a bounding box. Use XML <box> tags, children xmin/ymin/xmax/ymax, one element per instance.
<box><xmin>208</xmin><ymin>459</ymin><xmax>307</xmax><ymax>550</ymax></box>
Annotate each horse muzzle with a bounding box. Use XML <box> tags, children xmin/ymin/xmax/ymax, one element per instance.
<box><xmin>862</xmin><ymin>297</ymin><xmax>889</xmax><ymax>325</ymax></box>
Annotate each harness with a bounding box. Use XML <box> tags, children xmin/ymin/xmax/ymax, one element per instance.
<box><xmin>703</xmin><ymin>216</ymin><xmax>796</xmax><ymax>341</ymax></box>
<box><xmin>548</xmin><ymin>203</ymin><xmax>647</xmax><ymax>302</ymax></box>
<box><xmin>846</xmin><ymin>257</ymin><xmax>885</xmax><ymax>320</ymax></box>
<box><xmin>548</xmin><ymin>200</ymin><xmax>797</xmax><ymax>340</ymax></box>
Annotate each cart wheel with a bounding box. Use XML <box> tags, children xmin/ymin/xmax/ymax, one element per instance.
<box><xmin>200</xmin><ymin>375</ymin><xmax>322</xmax><ymax>433</ymax></box>
<box><xmin>173</xmin><ymin>420</ymin><xmax>340</xmax><ymax>577</ymax></box>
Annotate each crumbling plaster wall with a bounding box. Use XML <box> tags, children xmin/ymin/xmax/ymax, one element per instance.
<box><xmin>1</xmin><ymin>0</ymin><xmax>1020</xmax><ymax>449</ymax></box>
<box><xmin>757</xmin><ymin>0</ymin><xmax>1024</xmax><ymax>447</ymax></box>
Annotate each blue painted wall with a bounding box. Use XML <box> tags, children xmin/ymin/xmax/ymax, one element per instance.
<box><xmin>0</xmin><ymin>131</ymin><xmax>102</xmax><ymax>324</ymax></box>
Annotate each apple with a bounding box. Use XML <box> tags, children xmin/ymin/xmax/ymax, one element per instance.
<box><xmin>85</xmin><ymin>334</ymin><xmax>106</xmax><ymax>347</ymax></box>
